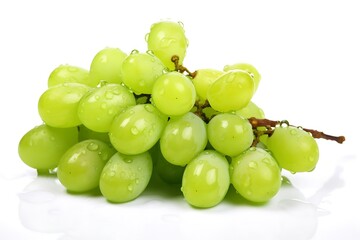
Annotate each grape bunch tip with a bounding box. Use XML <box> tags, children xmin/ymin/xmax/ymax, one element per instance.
<box><xmin>18</xmin><ymin>20</ymin><xmax>345</xmax><ymax>208</ymax></box>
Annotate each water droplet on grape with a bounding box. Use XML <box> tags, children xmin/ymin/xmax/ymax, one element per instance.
<box><xmin>243</xmin><ymin>176</ymin><xmax>251</xmax><ymax>187</ymax></box>
<box><xmin>124</xmin><ymin>158</ymin><xmax>133</xmax><ymax>163</ymax></box>
<box><xmin>113</xmin><ymin>89</ymin><xmax>121</xmax><ymax>95</ymax></box>
<box><xmin>131</xmin><ymin>49</ymin><xmax>139</xmax><ymax>55</ymax></box>
<box><xmin>144</xmin><ymin>104</ymin><xmax>154</xmax><ymax>113</ymax></box>
<box><xmin>144</xmin><ymin>33</ymin><xmax>149</xmax><ymax>42</ymax></box>
<box><xmin>110</xmin><ymin>171</ymin><xmax>116</xmax><ymax>177</ymax></box>
<box><xmin>135</xmin><ymin>178</ymin><xmax>140</xmax><ymax>184</ymax></box>
<box><xmin>178</xmin><ymin>21</ymin><xmax>184</xmax><ymax>28</ymax></box>
<box><xmin>127</xmin><ymin>184</ymin><xmax>134</xmax><ymax>192</ymax></box>
<box><xmin>262</xmin><ymin>158</ymin><xmax>271</xmax><ymax>165</ymax></box>
<box><xmin>290</xmin><ymin>129</ymin><xmax>297</xmax><ymax>135</ymax></box>
<box><xmin>246</xmin><ymin>190</ymin><xmax>252</xmax><ymax>196</ymax></box>
<box><xmin>101</xmin><ymin>103</ymin><xmax>107</xmax><ymax>109</ymax></box>
<box><xmin>248</xmin><ymin>161</ymin><xmax>257</xmax><ymax>169</ymax></box>
<box><xmin>95</xmin><ymin>95</ymin><xmax>100</xmax><ymax>100</ymax></box>
<box><xmin>99</xmin><ymin>151</ymin><xmax>109</xmax><ymax>161</ymax></box>
<box><xmin>146</xmin><ymin>49</ymin><xmax>154</xmax><ymax>56</ymax></box>
<box><xmin>131</xmin><ymin>127</ymin><xmax>139</xmax><ymax>135</ymax></box>
<box><xmin>87</xmin><ymin>142</ymin><xmax>99</xmax><ymax>151</ymax></box>
<box><xmin>249</xmin><ymin>147</ymin><xmax>256</xmax><ymax>151</ymax></box>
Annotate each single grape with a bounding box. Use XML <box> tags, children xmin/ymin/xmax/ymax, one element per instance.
<box><xmin>121</xmin><ymin>51</ymin><xmax>166</xmax><ymax>94</ymax></box>
<box><xmin>230</xmin><ymin>147</ymin><xmax>281</xmax><ymax>202</ymax></box>
<box><xmin>192</xmin><ymin>69</ymin><xmax>223</xmax><ymax>100</ymax></box>
<box><xmin>146</xmin><ymin>21</ymin><xmax>188</xmax><ymax>70</ymax></box>
<box><xmin>48</xmin><ymin>65</ymin><xmax>97</xmax><ymax>87</ymax></box>
<box><xmin>224</xmin><ymin>63</ymin><xmax>261</xmax><ymax>92</ymax></box>
<box><xmin>89</xmin><ymin>47</ymin><xmax>127</xmax><ymax>85</ymax></box>
<box><xmin>99</xmin><ymin>151</ymin><xmax>153</xmax><ymax>203</ymax></box>
<box><xmin>38</xmin><ymin>83</ymin><xmax>91</xmax><ymax>128</ymax></box>
<box><xmin>78</xmin><ymin>83</ymin><xmax>136</xmax><ymax>132</ymax></box>
<box><xmin>207</xmin><ymin>70</ymin><xmax>255</xmax><ymax>112</ymax></box>
<box><xmin>160</xmin><ymin>112</ymin><xmax>207</xmax><ymax>166</ymax></box>
<box><xmin>207</xmin><ymin>113</ymin><xmax>254</xmax><ymax>157</ymax></box>
<box><xmin>266</xmin><ymin>126</ymin><xmax>319</xmax><ymax>172</ymax></box>
<box><xmin>18</xmin><ymin>124</ymin><xmax>78</xmax><ymax>171</ymax></box>
<box><xmin>57</xmin><ymin>139</ymin><xmax>116</xmax><ymax>193</ymax></box>
<box><xmin>109</xmin><ymin>104</ymin><xmax>167</xmax><ymax>155</ymax></box>
<box><xmin>235</xmin><ymin>101</ymin><xmax>265</xmax><ymax>119</ymax></box>
<box><xmin>78</xmin><ymin>125</ymin><xmax>110</xmax><ymax>144</ymax></box>
<box><xmin>150</xmin><ymin>142</ymin><xmax>185</xmax><ymax>184</ymax></box>
<box><xmin>152</xmin><ymin>71</ymin><xmax>196</xmax><ymax>116</ymax></box>
<box><xmin>182</xmin><ymin>150</ymin><xmax>230</xmax><ymax>208</ymax></box>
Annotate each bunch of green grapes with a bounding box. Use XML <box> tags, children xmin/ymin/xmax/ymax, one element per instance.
<box><xmin>18</xmin><ymin>20</ymin><xmax>344</xmax><ymax>208</ymax></box>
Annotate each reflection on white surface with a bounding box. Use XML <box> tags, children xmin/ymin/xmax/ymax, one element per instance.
<box><xmin>17</xmin><ymin>163</ymin><xmax>344</xmax><ymax>240</ymax></box>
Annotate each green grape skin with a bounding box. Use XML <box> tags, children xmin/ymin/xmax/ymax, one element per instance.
<box><xmin>207</xmin><ymin>113</ymin><xmax>254</xmax><ymax>157</ymax></box>
<box><xmin>146</xmin><ymin>21</ymin><xmax>188</xmax><ymax>70</ymax></box>
<box><xmin>150</xmin><ymin>143</ymin><xmax>185</xmax><ymax>184</ymax></box>
<box><xmin>99</xmin><ymin>151</ymin><xmax>153</xmax><ymax>203</ymax></box>
<box><xmin>152</xmin><ymin>72</ymin><xmax>196</xmax><ymax>116</ymax></box>
<box><xmin>182</xmin><ymin>150</ymin><xmax>230</xmax><ymax>208</ymax></box>
<box><xmin>57</xmin><ymin>139</ymin><xmax>116</xmax><ymax>193</ymax></box>
<box><xmin>192</xmin><ymin>69</ymin><xmax>224</xmax><ymax>100</ymax></box>
<box><xmin>160</xmin><ymin>112</ymin><xmax>207</xmax><ymax>166</ymax></box>
<box><xmin>89</xmin><ymin>48</ymin><xmax>127</xmax><ymax>85</ymax></box>
<box><xmin>235</xmin><ymin>101</ymin><xmax>265</xmax><ymax>119</ymax></box>
<box><xmin>109</xmin><ymin>104</ymin><xmax>167</xmax><ymax>155</ymax></box>
<box><xmin>38</xmin><ymin>83</ymin><xmax>91</xmax><ymax>128</ymax></box>
<box><xmin>48</xmin><ymin>65</ymin><xmax>97</xmax><ymax>88</ymax></box>
<box><xmin>78</xmin><ymin>83</ymin><xmax>136</xmax><ymax>132</ymax></box>
<box><xmin>18</xmin><ymin>124</ymin><xmax>78</xmax><ymax>171</ymax></box>
<box><xmin>207</xmin><ymin>70</ymin><xmax>255</xmax><ymax>112</ymax></box>
<box><xmin>224</xmin><ymin>63</ymin><xmax>261</xmax><ymax>92</ymax></box>
<box><xmin>266</xmin><ymin>126</ymin><xmax>319</xmax><ymax>172</ymax></box>
<box><xmin>78</xmin><ymin>125</ymin><xmax>110</xmax><ymax>144</ymax></box>
<box><xmin>121</xmin><ymin>51</ymin><xmax>166</xmax><ymax>94</ymax></box>
<box><xmin>230</xmin><ymin>147</ymin><xmax>281</xmax><ymax>203</ymax></box>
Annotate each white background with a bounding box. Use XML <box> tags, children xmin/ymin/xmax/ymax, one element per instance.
<box><xmin>1</xmin><ymin>0</ymin><xmax>359</xmax><ymax>239</ymax></box>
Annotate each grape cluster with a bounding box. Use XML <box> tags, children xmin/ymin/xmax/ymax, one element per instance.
<box><xmin>18</xmin><ymin>20</ymin><xmax>344</xmax><ymax>208</ymax></box>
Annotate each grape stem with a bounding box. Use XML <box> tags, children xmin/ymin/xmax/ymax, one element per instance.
<box><xmin>171</xmin><ymin>55</ymin><xmax>197</xmax><ymax>78</ymax></box>
<box><xmin>248</xmin><ymin>117</ymin><xmax>346</xmax><ymax>144</ymax></box>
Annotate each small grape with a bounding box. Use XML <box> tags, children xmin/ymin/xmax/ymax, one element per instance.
<box><xmin>152</xmin><ymin>71</ymin><xmax>196</xmax><ymax>116</ymax></box>
<box><xmin>48</xmin><ymin>65</ymin><xmax>96</xmax><ymax>87</ymax></box>
<box><xmin>207</xmin><ymin>70</ymin><xmax>255</xmax><ymax>112</ymax></box>
<box><xmin>99</xmin><ymin>151</ymin><xmax>153</xmax><ymax>203</ymax></box>
<box><xmin>192</xmin><ymin>68</ymin><xmax>223</xmax><ymax>100</ymax></box>
<box><xmin>267</xmin><ymin>126</ymin><xmax>319</xmax><ymax>172</ymax></box>
<box><xmin>18</xmin><ymin>124</ymin><xmax>78</xmax><ymax>170</ymax></box>
<box><xmin>146</xmin><ymin>21</ymin><xmax>188</xmax><ymax>70</ymax></box>
<box><xmin>231</xmin><ymin>148</ymin><xmax>281</xmax><ymax>202</ymax></box>
<box><xmin>182</xmin><ymin>150</ymin><xmax>230</xmax><ymax>208</ymax></box>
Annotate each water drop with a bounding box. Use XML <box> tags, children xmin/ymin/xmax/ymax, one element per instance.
<box><xmin>144</xmin><ymin>104</ymin><xmax>154</xmax><ymax>113</ymax></box>
<box><xmin>248</xmin><ymin>161</ymin><xmax>257</xmax><ymax>169</ymax></box>
<box><xmin>146</xmin><ymin>49</ymin><xmax>154</xmax><ymax>56</ymax></box>
<box><xmin>113</xmin><ymin>89</ymin><xmax>121</xmax><ymax>95</ymax></box>
<box><xmin>109</xmin><ymin>171</ymin><xmax>116</xmax><ymax>177</ymax></box>
<box><xmin>99</xmin><ymin>151</ymin><xmax>109</xmax><ymax>161</ymax></box>
<box><xmin>131</xmin><ymin>127</ymin><xmax>139</xmax><ymax>135</ymax></box>
<box><xmin>178</xmin><ymin>21</ymin><xmax>184</xmax><ymax>28</ymax></box>
<box><xmin>137</xmin><ymin>167</ymin><xmax>142</xmax><ymax>171</ymax></box>
<box><xmin>290</xmin><ymin>129</ymin><xmax>297</xmax><ymax>135</ymax></box>
<box><xmin>95</xmin><ymin>95</ymin><xmax>100</xmax><ymax>100</ymax></box>
<box><xmin>127</xmin><ymin>184</ymin><xmax>134</xmax><ymax>192</ymax></box>
<box><xmin>243</xmin><ymin>175</ymin><xmax>251</xmax><ymax>187</ymax></box>
<box><xmin>131</xmin><ymin>49</ymin><xmax>139</xmax><ymax>55</ymax></box>
<box><xmin>308</xmin><ymin>156</ymin><xmax>315</xmax><ymax>162</ymax></box>
<box><xmin>262</xmin><ymin>158</ymin><xmax>271</xmax><ymax>165</ymax></box>
<box><xmin>246</xmin><ymin>190</ymin><xmax>252</xmax><ymax>196</ymax></box>
<box><xmin>249</xmin><ymin>147</ymin><xmax>256</xmax><ymax>151</ymax></box>
<box><xmin>101</xmin><ymin>103</ymin><xmax>107</xmax><ymax>109</ymax></box>
<box><xmin>124</xmin><ymin>158</ymin><xmax>133</xmax><ymax>163</ymax></box>
<box><xmin>144</xmin><ymin>33</ymin><xmax>149</xmax><ymax>42</ymax></box>
<box><xmin>87</xmin><ymin>142</ymin><xmax>99</xmax><ymax>151</ymax></box>
<box><xmin>135</xmin><ymin>178</ymin><xmax>140</xmax><ymax>184</ymax></box>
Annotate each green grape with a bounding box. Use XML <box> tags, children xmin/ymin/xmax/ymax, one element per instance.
<box><xmin>207</xmin><ymin>70</ymin><xmax>255</xmax><ymax>112</ymax></box>
<box><xmin>109</xmin><ymin>104</ymin><xmax>167</xmax><ymax>155</ymax></box>
<box><xmin>192</xmin><ymin>69</ymin><xmax>223</xmax><ymax>100</ymax></box>
<box><xmin>160</xmin><ymin>112</ymin><xmax>207</xmax><ymax>166</ymax></box>
<box><xmin>182</xmin><ymin>150</ymin><xmax>230</xmax><ymax>208</ymax></box>
<box><xmin>235</xmin><ymin>101</ymin><xmax>265</xmax><ymax>119</ymax></box>
<box><xmin>207</xmin><ymin>113</ymin><xmax>254</xmax><ymax>157</ymax></box>
<box><xmin>121</xmin><ymin>51</ymin><xmax>166</xmax><ymax>94</ymax></box>
<box><xmin>150</xmin><ymin>143</ymin><xmax>185</xmax><ymax>184</ymax></box>
<box><xmin>78</xmin><ymin>83</ymin><xmax>136</xmax><ymax>132</ymax></box>
<box><xmin>224</xmin><ymin>63</ymin><xmax>261</xmax><ymax>92</ymax></box>
<box><xmin>99</xmin><ymin>151</ymin><xmax>153</xmax><ymax>203</ymax></box>
<box><xmin>38</xmin><ymin>83</ymin><xmax>91</xmax><ymax>128</ymax></box>
<box><xmin>78</xmin><ymin>125</ymin><xmax>110</xmax><ymax>144</ymax></box>
<box><xmin>230</xmin><ymin>147</ymin><xmax>281</xmax><ymax>202</ymax></box>
<box><xmin>48</xmin><ymin>65</ymin><xmax>97</xmax><ymax>87</ymax></box>
<box><xmin>18</xmin><ymin>124</ymin><xmax>78</xmax><ymax>171</ymax></box>
<box><xmin>89</xmin><ymin>47</ymin><xmax>127</xmax><ymax>85</ymax></box>
<box><xmin>57</xmin><ymin>139</ymin><xmax>116</xmax><ymax>193</ymax></box>
<box><xmin>146</xmin><ymin>21</ymin><xmax>188</xmax><ymax>70</ymax></box>
<box><xmin>152</xmin><ymin>72</ymin><xmax>196</xmax><ymax>116</ymax></box>
<box><xmin>266</xmin><ymin>126</ymin><xmax>319</xmax><ymax>172</ymax></box>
